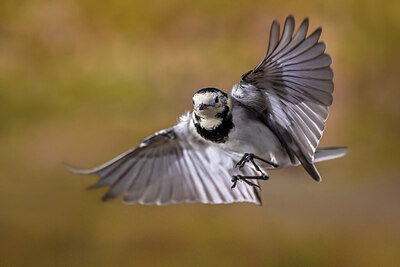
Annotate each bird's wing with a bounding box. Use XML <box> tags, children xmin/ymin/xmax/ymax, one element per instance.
<box><xmin>68</xmin><ymin>113</ymin><xmax>261</xmax><ymax>205</ymax></box>
<box><xmin>231</xmin><ymin>15</ymin><xmax>333</xmax><ymax>182</ymax></box>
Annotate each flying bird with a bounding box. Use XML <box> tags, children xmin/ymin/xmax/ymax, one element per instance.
<box><xmin>68</xmin><ymin>15</ymin><xmax>347</xmax><ymax>206</ymax></box>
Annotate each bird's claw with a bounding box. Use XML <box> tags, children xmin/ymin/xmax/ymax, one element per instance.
<box><xmin>235</xmin><ymin>153</ymin><xmax>278</xmax><ymax>170</ymax></box>
<box><xmin>232</xmin><ymin>153</ymin><xmax>274</xmax><ymax>189</ymax></box>
<box><xmin>235</xmin><ymin>153</ymin><xmax>249</xmax><ymax>169</ymax></box>
<box><xmin>231</xmin><ymin>175</ymin><xmax>265</xmax><ymax>189</ymax></box>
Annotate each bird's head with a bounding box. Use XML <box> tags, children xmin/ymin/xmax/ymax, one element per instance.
<box><xmin>193</xmin><ymin>88</ymin><xmax>229</xmax><ymax>116</ymax></box>
<box><xmin>192</xmin><ymin>88</ymin><xmax>231</xmax><ymax>130</ymax></box>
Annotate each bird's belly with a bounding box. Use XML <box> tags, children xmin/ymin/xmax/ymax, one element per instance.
<box><xmin>216</xmin><ymin>117</ymin><xmax>292</xmax><ymax>169</ymax></box>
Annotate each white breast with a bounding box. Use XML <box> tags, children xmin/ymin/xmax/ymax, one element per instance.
<box><xmin>214</xmin><ymin>104</ymin><xmax>293</xmax><ymax>169</ymax></box>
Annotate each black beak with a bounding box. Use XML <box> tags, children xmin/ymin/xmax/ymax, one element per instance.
<box><xmin>199</xmin><ymin>104</ymin><xmax>208</xmax><ymax>110</ymax></box>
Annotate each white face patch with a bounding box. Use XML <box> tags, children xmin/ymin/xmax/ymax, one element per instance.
<box><xmin>193</xmin><ymin>92</ymin><xmax>215</xmax><ymax>106</ymax></box>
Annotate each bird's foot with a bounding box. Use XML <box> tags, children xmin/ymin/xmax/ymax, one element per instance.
<box><xmin>232</xmin><ymin>153</ymin><xmax>277</xmax><ymax>189</ymax></box>
<box><xmin>235</xmin><ymin>153</ymin><xmax>279</xmax><ymax>170</ymax></box>
<box><xmin>231</xmin><ymin>175</ymin><xmax>269</xmax><ymax>189</ymax></box>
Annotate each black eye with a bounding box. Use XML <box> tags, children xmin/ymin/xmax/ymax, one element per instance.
<box><xmin>215</xmin><ymin>96</ymin><xmax>219</xmax><ymax>103</ymax></box>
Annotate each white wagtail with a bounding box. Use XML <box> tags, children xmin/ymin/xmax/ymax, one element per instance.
<box><xmin>68</xmin><ymin>15</ymin><xmax>347</xmax><ymax>205</ymax></box>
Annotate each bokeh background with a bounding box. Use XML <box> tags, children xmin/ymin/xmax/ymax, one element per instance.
<box><xmin>1</xmin><ymin>0</ymin><xmax>399</xmax><ymax>266</ymax></box>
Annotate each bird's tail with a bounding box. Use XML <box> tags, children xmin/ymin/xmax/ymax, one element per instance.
<box><xmin>313</xmin><ymin>147</ymin><xmax>348</xmax><ymax>163</ymax></box>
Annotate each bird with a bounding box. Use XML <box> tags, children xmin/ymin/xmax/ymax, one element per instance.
<box><xmin>67</xmin><ymin>15</ymin><xmax>347</xmax><ymax>206</ymax></box>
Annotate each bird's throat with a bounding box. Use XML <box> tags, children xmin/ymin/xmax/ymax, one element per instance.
<box><xmin>192</xmin><ymin>106</ymin><xmax>234</xmax><ymax>143</ymax></box>
<box><xmin>198</xmin><ymin>117</ymin><xmax>223</xmax><ymax>130</ymax></box>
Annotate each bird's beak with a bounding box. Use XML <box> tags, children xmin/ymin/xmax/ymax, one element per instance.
<box><xmin>199</xmin><ymin>104</ymin><xmax>209</xmax><ymax>110</ymax></box>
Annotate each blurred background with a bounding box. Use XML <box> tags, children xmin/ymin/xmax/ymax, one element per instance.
<box><xmin>1</xmin><ymin>0</ymin><xmax>399</xmax><ymax>266</ymax></box>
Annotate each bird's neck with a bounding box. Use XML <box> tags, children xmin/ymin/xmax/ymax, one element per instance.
<box><xmin>192</xmin><ymin>105</ymin><xmax>234</xmax><ymax>143</ymax></box>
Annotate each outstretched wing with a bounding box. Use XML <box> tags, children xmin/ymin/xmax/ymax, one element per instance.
<box><xmin>231</xmin><ymin>15</ymin><xmax>333</xmax><ymax>182</ymax></box>
<box><xmin>68</xmin><ymin>113</ymin><xmax>261</xmax><ymax>205</ymax></box>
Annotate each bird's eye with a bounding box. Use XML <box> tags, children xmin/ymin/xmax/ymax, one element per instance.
<box><xmin>215</xmin><ymin>96</ymin><xmax>219</xmax><ymax>103</ymax></box>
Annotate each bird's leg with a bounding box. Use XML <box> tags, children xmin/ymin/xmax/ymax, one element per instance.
<box><xmin>231</xmin><ymin>175</ymin><xmax>269</xmax><ymax>189</ymax></box>
<box><xmin>235</xmin><ymin>153</ymin><xmax>279</xmax><ymax>169</ymax></box>
<box><xmin>232</xmin><ymin>153</ymin><xmax>278</xmax><ymax>189</ymax></box>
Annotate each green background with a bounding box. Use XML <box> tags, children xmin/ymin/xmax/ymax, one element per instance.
<box><xmin>1</xmin><ymin>0</ymin><xmax>399</xmax><ymax>266</ymax></box>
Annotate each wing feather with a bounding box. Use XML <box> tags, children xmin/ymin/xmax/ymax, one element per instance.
<box><xmin>268</xmin><ymin>15</ymin><xmax>295</xmax><ymax>60</ymax></box>
<box><xmin>175</xmin><ymin>148</ymin><xmax>198</xmax><ymax>202</ymax></box>
<box><xmin>126</xmin><ymin>152</ymin><xmax>155</xmax><ymax>203</ymax></box>
<box><xmin>168</xmin><ymin>148</ymin><xmax>186</xmax><ymax>203</ymax></box>
<box><xmin>138</xmin><ymin>148</ymin><xmax>163</xmax><ymax>204</ymax></box>
<box><xmin>184</xmin><ymin>148</ymin><xmax>211</xmax><ymax>202</ymax></box>
<box><xmin>265</xmin><ymin>21</ymin><xmax>280</xmax><ymax>58</ymax></box>
<box><xmin>232</xmin><ymin>15</ymin><xmax>334</xmax><ymax>181</ymax></box>
<box><xmin>276</xmin><ymin>18</ymin><xmax>309</xmax><ymax>58</ymax></box>
<box><xmin>158</xmin><ymin>149</ymin><xmax>174</xmax><ymax>205</ymax></box>
<box><xmin>191</xmin><ymin>150</ymin><xmax>222</xmax><ymax>203</ymax></box>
